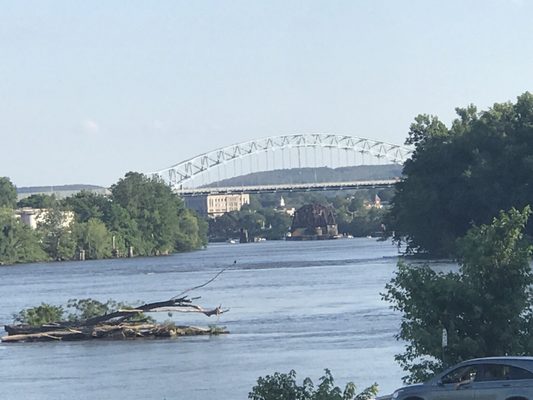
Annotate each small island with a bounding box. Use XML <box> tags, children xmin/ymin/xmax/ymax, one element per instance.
<box><xmin>2</xmin><ymin>270</ymin><xmax>229</xmax><ymax>343</ymax></box>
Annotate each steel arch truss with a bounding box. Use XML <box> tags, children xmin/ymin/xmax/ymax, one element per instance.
<box><xmin>152</xmin><ymin>134</ymin><xmax>411</xmax><ymax>188</ymax></box>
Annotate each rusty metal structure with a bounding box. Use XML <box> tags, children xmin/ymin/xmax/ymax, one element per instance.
<box><xmin>289</xmin><ymin>203</ymin><xmax>338</xmax><ymax>240</ymax></box>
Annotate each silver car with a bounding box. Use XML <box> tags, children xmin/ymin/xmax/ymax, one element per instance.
<box><xmin>389</xmin><ymin>357</ymin><xmax>533</xmax><ymax>400</ymax></box>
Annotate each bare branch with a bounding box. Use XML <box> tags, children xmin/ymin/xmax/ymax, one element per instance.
<box><xmin>171</xmin><ymin>261</ymin><xmax>235</xmax><ymax>300</ymax></box>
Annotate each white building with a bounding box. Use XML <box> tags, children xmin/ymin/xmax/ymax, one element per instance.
<box><xmin>207</xmin><ymin>193</ymin><xmax>250</xmax><ymax>217</ymax></box>
<box><xmin>15</xmin><ymin>208</ymin><xmax>74</xmax><ymax>229</ymax></box>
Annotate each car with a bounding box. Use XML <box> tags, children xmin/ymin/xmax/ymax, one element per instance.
<box><xmin>388</xmin><ymin>357</ymin><xmax>533</xmax><ymax>400</ymax></box>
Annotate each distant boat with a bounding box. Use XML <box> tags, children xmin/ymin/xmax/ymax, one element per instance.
<box><xmin>226</xmin><ymin>239</ymin><xmax>237</xmax><ymax>244</ymax></box>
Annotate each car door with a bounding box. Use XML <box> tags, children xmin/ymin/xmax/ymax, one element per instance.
<box><xmin>473</xmin><ymin>364</ymin><xmax>533</xmax><ymax>400</ymax></box>
<box><xmin>427</xmin><ymin>365</ymin><xmax>478</xmax><ymax>400</ymax></box>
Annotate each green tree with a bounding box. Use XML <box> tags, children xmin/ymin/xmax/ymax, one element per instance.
<box><xmin>63</xmin><ymin>191</ymin><xmax>111</xmax><ymax>223</ymax></box>
<box><xmin>174</xmin><ymin>209</ymin><xmax>207</xmax><ymax>251</ymax></box>
<box><xmin>13</xmin><ymin>303</ymin><xmax>64</xmax><ymax>326</ymax></box>
<box><xmin>105</xmin><ymin>203</ymin><xmax>142</xmax><ymax>255</ymax></box>
<box><xmin>65</xmin><ymin>298</ymin><xmax>153</xmax><ymax>322</ymax></box>
<box><xmin>111</xmin><ymin>172</ymin><xmax>205</xmax><ymax>255</ymax></box>
<box><xmin>347</xmin><ymin>208</ymin><xmax>386</xmax><ymax>237</ymax></box>
<box><xmin>0</xmin><ymin>177</ymin><xmax>17</xmax><ymax>208</ymax></box>
<box><xmin>38</xmin><ymin>202</ymin><xmax>76</xmax><ymax>261</ymax></box>
<box><xmin>0</xmin><ymin>207</ymin><xmax>47</xmax><ymax>264</ymax></box>
<box><xmin>17</xmin><ymin>194</ymin><xmax>57</xmax><ymax>209</ymax></box>
<box><xmin>261</xmin><ymin>209</ymin><xmax>292</xmax><ymax>240</ymax></box>
<box><xmin>383</xmin><ymin>207</ymin><xmax>533</xmax><ymax>383</ymax></box>
<box><xmin>208</xmin><ymin>212</ymin><xmax>240</xmax><ymax>241</ymax></box>
<box><xmin>249</xmin><ymin>369</ymin><xmax>378</xmax><ymax>400</ymax></box>
<box><xmin>74</xmin><ymin>218</ymin><xmax>113</xmax><ymax>259</ymax></box>
<box><xmin>387</xmin><ymin>92</ymin><xmax>533</xmax><ymax>256</ymax></box>
<box><xmin>240</xmin><ymin>211</ymin><xmax>266</xmax><ymax>238</ymax></box>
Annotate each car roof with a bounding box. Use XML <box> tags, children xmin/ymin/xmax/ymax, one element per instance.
<box><xmin>468</xmin><ymin>356</ymin><xmax>533</xmax><ymax>363</ymax></box>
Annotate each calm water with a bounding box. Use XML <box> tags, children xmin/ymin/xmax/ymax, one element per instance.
<box><xmin>0</xmin><ymin>239</ymin><xmax>407</xmax><ymax>399</ymax></box>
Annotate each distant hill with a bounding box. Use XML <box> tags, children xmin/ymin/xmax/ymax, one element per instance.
<box><xmin>206</xmin><ymin>164</ymin><xmax>402</xmax><ymax>187</ymax></box>
<box><xmin>17</xmin><ymin>184</ymin><xmax>109</xmax><ymax>200</ymax></box>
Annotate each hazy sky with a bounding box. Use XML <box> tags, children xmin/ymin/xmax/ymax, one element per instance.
<box><xmin>2</xmin><ymin>0</ymin><xmax>532</xmax><ymax>187</ymax></box>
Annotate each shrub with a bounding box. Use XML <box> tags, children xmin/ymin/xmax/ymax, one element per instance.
<box><xmin>249</xmin><ymin>369</ymin><xmax>378</xmax><ymax>400</ymax></box>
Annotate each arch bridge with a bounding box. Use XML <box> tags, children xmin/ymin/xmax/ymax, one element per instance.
<box><xmin>151</xmin><ymin>134</ymin><xmax>411</xmax><ymax>195</ymax></box>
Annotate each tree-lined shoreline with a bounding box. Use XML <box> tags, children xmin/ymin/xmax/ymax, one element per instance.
<box><xmin>0</xmin><ymin>172</ymin><xmax>207</xmax><ymax>265</ymax></box>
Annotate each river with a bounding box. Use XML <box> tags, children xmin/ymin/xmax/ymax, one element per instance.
<box><xmin>0</xmin><ymin>238</ymin><xmax>407</xmax><ymax>400</ymax></box>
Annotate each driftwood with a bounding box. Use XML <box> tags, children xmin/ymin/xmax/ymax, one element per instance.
<box><xmin>2</xmin><ymin>269</ymin><xmax>230</xmax><ymax>343</ymax></box>
<box><xmin>2</xmin><ymin>323</ymin><xmax>228</xmax><ymax>343</ymax></box>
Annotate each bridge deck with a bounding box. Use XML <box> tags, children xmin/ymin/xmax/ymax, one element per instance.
<box><xmin>175</xmin><ymin>179</ymin><xmax>398</xmax><ymax>196</ymax></box>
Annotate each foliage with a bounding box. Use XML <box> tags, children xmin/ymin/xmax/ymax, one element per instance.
<box><xmin>0</xmin><ymin>207</ymin><xmax>47</xmax><ymax>264</ymax></box>
<box><xmin>13</xmin><ymin>298</ymin><xmax>156</xmax><ymax>326</ymax></box>
<box><xmin>37</xmin><ymin>201</ymin><xmax>76</xmax><ymax>260</ymax></box>
<box><xmin>387</xmin><ymin>92</ymin><xmax>533</xmax><ymax>256</ymax></box>
<box><xmin>208</xmin><ymin>207</ymin><xmax>289</xmax><ymax>241</ymax></box>
<box><xmin>74</xmin><ymin>218</ymin><xmax>113</xmax><ymax>259</ymax></box>
<box><xmin>0</xmin><ymin>177</ymin><xmax>17</xmax><ymax>208</ymax></box>
<box><xmin>63</xmin><ymin>191</ymin><xmax>111</xmax><ymax>223</ymax></box>
<box><xmin>111</xmin><ymin>172</ymin><xmax>205</xmax><ymax>255</ymax></box>
<box><xmin>65</xmin><ymin>298</ymin><xmax>154</xmax><ymax>322</ymax></box>
<box><xmin>249</xmin><ymin>369</ymin><xmax>378</xmax><ymax>400</ymax></box>
<box><xmin>17</xmin><ymin>194</ymin><xmax>57</xmax><ymax>209</ymax></box>
<box><xmin>175</xmin><ymin>209</ymin><xmax>207</xmax><ymax>251</ymax></box>
<box><xmin>383</xmin><ymin>207</ymin><xmax>533</xmax><ymax>383</ymax></box>
<box><xmin>13</xmin><ymin>303</ymin><xmax>64</xmax><ymax>326</ymax></box>
<box><xmin>66</xmin><ymin>298</ymin><xmax>119</xmax><ymax>320</ymax></box>
<box><xmin>214</xmin><ymin>164</ymin><xmax>402</xmax><ymax>187</ymax></box>
<box><xmin>0</xmin><ymin>172</ymin><xmax>207</xmax><ymax>264</ymax></box>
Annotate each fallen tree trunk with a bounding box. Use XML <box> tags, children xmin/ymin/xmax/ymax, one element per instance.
<box><xmin>2</xmin><ymin>323</ymin><xmax>228</xmax><ymax>343</ymax></box>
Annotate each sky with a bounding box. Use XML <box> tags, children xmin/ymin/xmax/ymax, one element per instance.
<box><xmin>1</xmin><ymin>0</ymin><xmax>533</xmax><ymax>187</ymax></box>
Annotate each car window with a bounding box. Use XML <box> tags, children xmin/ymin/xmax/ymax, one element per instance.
<box><xmin>507</xmin><ymin>366</ymin><xmax>533</xmax><ymax>380</ymax></box>
<box><xmin>476</xmin><ymin>364</ymin><xmax>533</xmax><ymax>381</ymax></box>
<box><xmin>476</xmin><ymin>364</ymin><xmax>507</xmax><ymax>381</ymax></box>
<box><xmin>441</xmin><ymin>366</ymin><xmax>478</xmax><ymax>384</ymax></box>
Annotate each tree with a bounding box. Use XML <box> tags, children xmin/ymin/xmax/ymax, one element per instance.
<box><xmin>174</xmin><ymin>209</ymin><xmax>207</xmax><ymax>251</ymax></box>
<box><xmin>261</xmin><ymin>209</ymin><xmax>292</xmax><ymax>240</ymax></box>
<box><xmin>37</xmin><ymin>202</ymin><xmax>76</xmax><ymax>261</ymax></box>
<box><xmin>74</xmin><ymin>218</ymin><xmax>113</xmax><ymax>259</ymax></box>
<box><xmin>17</xmin><ymin>194</ymin><xmax>57</xmax><ymax>209</ymax></box>
<box><xmin>0</xmin><ymin>177</ymin><xmax>17</xmax><ymax>208</ymax></box>
<box><xmin>0</xmin><ymin>207</ymin><xmax>47</xmax><ymax>264</ymax></box>
<box><xmin>63</xmin><ymin>191</ymin><xmax>111</xmax><ymax>223</ymax></box>
<box><xmin>387</xmin><ymin>92</ymin><xmax>533</xmax><ymax>256</ymax></box>
<box><xmin>208</xmin><ymin>212</ymin><xmax>240</xmax><ymax>241</ymax></box>
<box><xmin>111</xmin><ymin>172</ymin><xmax>206</xmax><ymax>255</ymax></box>
<box><xmin>249</xmin><ymin>369</ymin><xmax>378</xmax><ymax>400</ymax></box>
<box><xmin>383</xmin><ymin>207</ymin><xmax>533</xmax><ymax>383</ymax></box>
<box><xmin>13</xmin><ymin>303</ymin><xmax>64</xmax><ymax>326</ymax></box>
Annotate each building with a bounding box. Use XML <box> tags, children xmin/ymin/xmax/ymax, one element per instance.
<box><xmin>276</xmin><ymin>196</ymin><xmax>295</xmax><ymax>216</ymax></box>
<box><xmin>185</xmin><ymin>193</ymin><xmax>250</xmax><ymax>217</ymax></box>
<box><xmin>364</xmin><ymin>194</ymin><xmax>383</xmax><ymax>209</ymax></box>
<box><xmin>15</xmin><ymin>208</ymin><xmax>74</xmax><ymax>230</ymax></box>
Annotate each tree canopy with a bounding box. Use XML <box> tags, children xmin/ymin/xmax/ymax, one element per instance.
<box><xmin>387</xmin><ymin>92</ymin><xmax>533</xmax><ymax>256</ymax></box>
<box><xmin>0</xmin><ymin>172</ymin><xmax>207</xmax><ymax>264</ymax></box>
<box><xmin>383</xmin><ymin>207</ymin><xmax>533</xmax><ymax>383</ymax></box>
<box><xmin>111</xmin><ymin>172</ymin><xmax>194</xmax><ymax>255</ymax></box>
<box><xmin>0</xmin><ymin>207</ymin><xmax>47</xmax><ymax>264</ymax></box>
<box><xmin>0</xmin><ymin>177</ymin><xmax>17</xmax><ymax>208</ymax></box>
<box><xmin>249</xmin><ymin>369</ymin><xmax>378</xmax><ymax>400</ymax></box>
